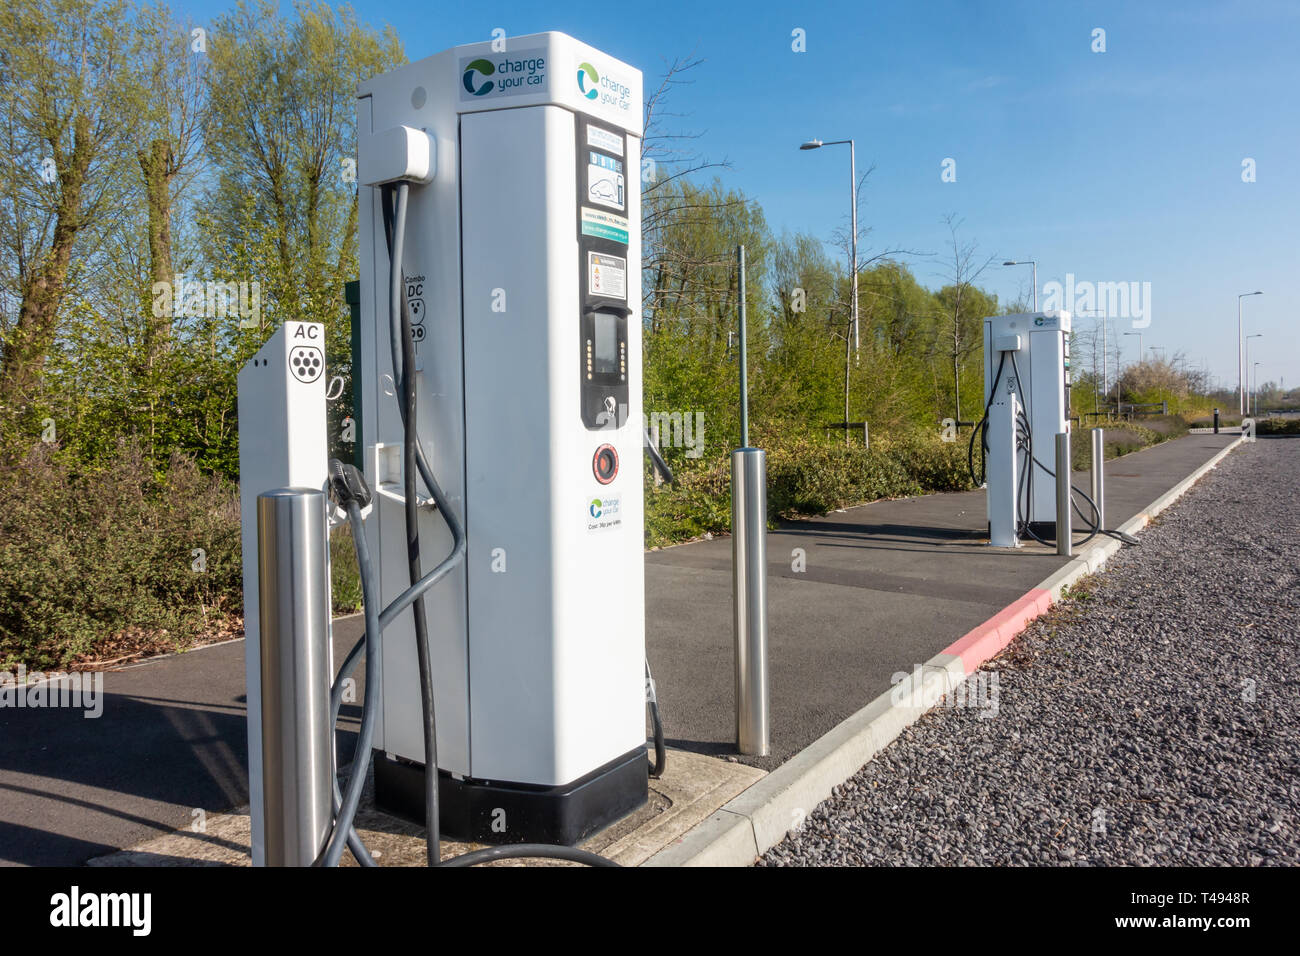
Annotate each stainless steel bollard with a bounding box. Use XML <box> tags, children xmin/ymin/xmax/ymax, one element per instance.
<box><xmin>731</xmin><ymin>448</ymin><xmax>769</xmax><ymax>756</ymax></box>
<box><xmin>1090</xmin><ymin>428</ymin><xmax>1105</xmax><ymax>531</ymax></box>
<box><xmin>257</xmin><ymin>488</ymin><xmax>332</xmax><ymax>866</ymax></box>
<box><xmin>1055</xmin><ymin>433</ymin><xmax>1072</xmax><ymax>557</ymax></box>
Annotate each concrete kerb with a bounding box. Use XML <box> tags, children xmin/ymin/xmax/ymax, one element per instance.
<box><xmin>1119</xmin><ymin>436</ymin><xmax>1245</xmax><ymax>533</ymax></box>
<box><xmin>642</xmin><ymin>434</ymin><xmax>1246</xmax><ymax>867</ymax></box>
<box><xmin>643</xmin><ymin>654</ymin><xmax>967</xmax><ymax>867</ymax></box>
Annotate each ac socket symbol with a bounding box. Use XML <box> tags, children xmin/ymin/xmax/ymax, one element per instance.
<box><xmin>289</xmin><ymin>345</ymin><xmax>324</xmax><ymax>384</ymax></box>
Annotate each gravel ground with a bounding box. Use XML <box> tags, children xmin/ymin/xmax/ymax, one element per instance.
<box><xmin>761</xmin><ymin>437</ymin><xmax>1300</xmax><ymax>866</ymax></box>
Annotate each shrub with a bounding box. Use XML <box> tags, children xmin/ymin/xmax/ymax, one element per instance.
<box><xmin>1070</xmin><ymin>418</ymin><xmax>1184</xmax><ymax>470</ymax></box>
<box><xmin>1189</xmin><ymin>413</ymin><xmax>1241</xmax><ymax>428</ymax></box>
<box><xmin>330</xmin><ymin>523</ymin><xmax>364</xmax><ymax>613</ymax></box>
<box><xmin>881</xmin><ymin>431</ymin><xmax>975</xmax><ymax>493</ymax></box>
<box><xmin>645</xmin><ymin>428</ymin><xmax>977</xmax><ymax>546</ymax></box>
<box><xmin>1139</xmin><ymin>415</ymin><xmax>1190</xmax><ymax>439</ymax></box>
<box><xmin>0</xmin><ymin>438</ymin><xmax>401</xmax><ymax>667</ymax></box>
<box><xmin>0</xmin><ymin>440</ymin><xmax>243</xmax><ymax>670</ymax></box>
<box><xmin>1257</xmin><ymin>417</ymin><xmax>1300</xmax><ymax>436</ymax></box>
<box><xmin>763</xmin><ymin>434</ymin><xmax>918</xmax><ymax>517</ymax></box>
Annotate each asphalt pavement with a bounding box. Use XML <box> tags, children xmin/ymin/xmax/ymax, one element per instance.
<box><xmin>647</xmin><ymin>432</ymin><xmax>1238</xmax><ymax>770</ymax></box>
<box><xmin>0</xmin><ymin>432</ymin><xmax>1237</xmax><ymax>864</ymax></box>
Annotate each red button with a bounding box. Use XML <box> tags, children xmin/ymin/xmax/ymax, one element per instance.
<box><xmin>593</xmin><ymin>444</ymin><xmax>619</xmax><ymax>484</ymax></box>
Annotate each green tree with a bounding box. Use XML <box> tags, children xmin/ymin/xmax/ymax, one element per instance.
<box><xmin>134</xmin><ymin>2</ymin><xmax>207</xmax><ymax>362</ymax></box>
<box><xmin>935</xmin><ymin>214</ymin><xmax>995</xmax><ymax>423</ymax></box>
<box><xmin>0</xmin><ymin>0</ymin><xmax>141</xmax><ymax>432</ymax></box>
<box><xmin>764</xmin><ymin>230</ymin><xmax>843</xmax><ymax>429</ymax></box>
<box><xmin>643</xmin><ymin>177</ymin><xmax>771</xmax><ymax>458</ymax></box>
<box><xmin>203</xmin><ymin>0</ymin><xmax>402</xmax><ymax>466</ymax></box>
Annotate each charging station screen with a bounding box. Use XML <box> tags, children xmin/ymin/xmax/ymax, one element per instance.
<box><xmin>593</xmin><ymin>313</ymin><xmax>618</xmax><ymax>375</ymax></box>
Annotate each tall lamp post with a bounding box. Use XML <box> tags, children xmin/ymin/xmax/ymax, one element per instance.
<box><xmin>799</xmin><ymin>138</ymin><xmax>858</xmax><ymax>359</ymax></box>
<box><xmin>1124</xmin><ymin>330</ymin><xmax>1142</xmax><ymax>363</ymax></box>
<box><xmin>1246</xmin><ymin>333</ymin><xmax>1262</xmax><ymax>417</ymax></box>
<box><xmin>1003</xmin><ymin>260</ymin><xmax>1038</xmax><ymax>311</ymax></box>
<box><xmin>1237</xmin><ymin>291</ymin><xmax>1262</xmax><ymax>414</ymax></box>
<box><xmin>1253</xmin><ymin>362</ymin><xmax>1262</xmax><ymax>415</ymax></box>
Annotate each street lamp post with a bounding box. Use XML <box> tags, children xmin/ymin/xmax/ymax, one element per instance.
<box><xmin>849</xmin><ymin>141</ymin><xmax>858</xmax><ymax>357</ymax></box>
<box><xmin>1246</xmin><ymin>333</ymin><xmax>1263</xmax><ymax>419</ymax></box>
<box><xmin>1246</xmin><ymin>333</ymin><xmax>1262</xmax><ymax>412</ymax></box>
<box><xmin>800</xmin><ymin>138</ymin><xmax>858</xmax><ymax>360</ymax></box>
<box><xmin>1124</xmin><ymin>330</ymin><xmax>1142</xmax><ymax>363</ymax></box>
<box><xmin>802</xmin><ymin>137</ymin><xmax>860</xmax><ymax>446</ymax></box>
<box><xmin>1253</xmin><ymin>362</ymin><xmax>1262</xmax><ymax>415</ymax></box>
<box><xmin>1003</xmin><ymin>260</ymin><xmax>1038</xmax><ymax>311</ymax></box>
<box><xmin>1237</xmin><ymin>291</ymin><xmax>1262</xmax><ymax>415</ymax></box>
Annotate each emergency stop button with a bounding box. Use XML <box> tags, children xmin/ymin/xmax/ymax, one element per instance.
<box><xmin>593</xmin><ymin>444</ymin><xmax>619</xmax><ymax>485</ymax></box>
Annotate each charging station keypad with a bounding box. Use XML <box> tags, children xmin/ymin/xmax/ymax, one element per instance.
<box><xmin>576</xmin><ymin>115</ymin><xmax>632</xmax><ymax>430</ymax></box>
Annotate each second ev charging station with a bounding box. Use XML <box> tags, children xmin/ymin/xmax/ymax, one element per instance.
<box><xmin>978</xmin><ymin>311</ymin><xmax>1073</xmax><ymax>548</ymax></box>
<box><xmin>354</xmin><ymin>33</ymin><xmax>647</xmax><ymax>844</ymax></box>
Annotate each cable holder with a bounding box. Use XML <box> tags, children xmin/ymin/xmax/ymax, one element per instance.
<box><xmin>371</xmin><ymin>441</ymin><xmax>439</xmax><ymax>511</ymax></box>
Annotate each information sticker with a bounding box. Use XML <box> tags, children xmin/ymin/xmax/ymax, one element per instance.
<box><xmin>580</xmin><ymin>207</ymin><xmax>629</xmax><ymax>244</ymax></box>
<box><xmin>586</xmin><ymin>124</ymin><xmax>624</xmax><ymax>157</ymax></box>
<box><xmin>589</xmin><ymin>252</ymin><xmax>627</xmax><ymax>300</ymax></box>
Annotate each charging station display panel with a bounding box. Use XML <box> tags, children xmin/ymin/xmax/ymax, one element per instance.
<box><xmin>592</xmin><ymin>310</ymin><xmax>619</xmax><ymax>373</ymax></box>
<box><xmin>577</xmin><ymin>115</ymin><xmax>631</xmax><ymax>429</ymax></box>
<box><xmin>1063</xmin><ymin>336</ymin><xmax>1072</xmax><ymax>418</ymax></box>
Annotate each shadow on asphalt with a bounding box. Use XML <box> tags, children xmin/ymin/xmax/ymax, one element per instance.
<box><xmin>663</xmin><ymin>738</ymin><xmax>734</xmax><ymax>759</ymax></box>
<box><xmin>0</xmin><ymin>690</ymin><xmax>361</xmax><ymax>866</ymax></box>
<box><xmin>777</xmin><ymin>521</ymin><xmax>986</xmax><ymax>543</ymax></box>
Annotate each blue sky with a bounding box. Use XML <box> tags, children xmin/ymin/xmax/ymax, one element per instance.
<box><xmin>182</xmin><ymin>0</ymin><xmax>1299</xmax><ymax>391</ymax></box>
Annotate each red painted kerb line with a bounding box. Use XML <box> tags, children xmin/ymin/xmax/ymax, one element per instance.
<box><xmin>941</xmin><ymin>589</ymin><xmax>1053</xmax><ymax>674</ymax></box>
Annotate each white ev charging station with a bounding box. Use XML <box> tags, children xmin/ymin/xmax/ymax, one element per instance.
<box><xmin>238</xmin><ymin>32</ymin><xmax>649</xmax><ymax>865</ymax></box>
<box><xmin>355</xmin><ymin>32</ymin><xmax>647</xmax><ymax>844</ymax></box>
<box><xmin>980</xmin><ymin>311</ymin><xmax>1072</xmax><ymax>547</ymax></box>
